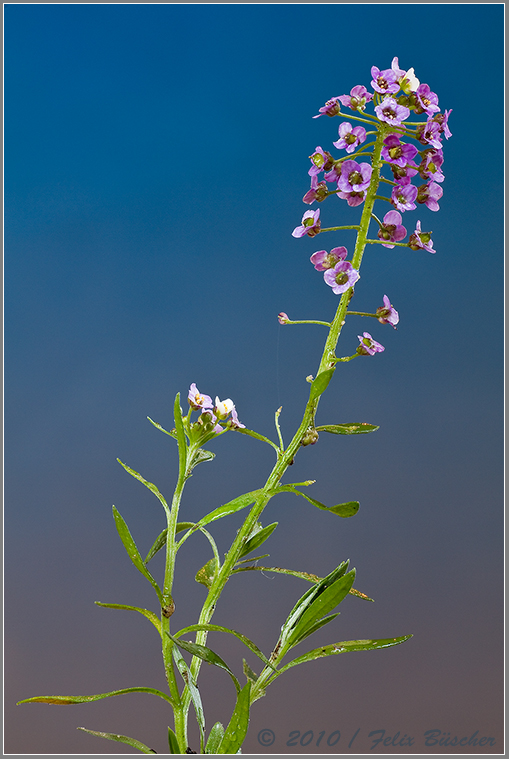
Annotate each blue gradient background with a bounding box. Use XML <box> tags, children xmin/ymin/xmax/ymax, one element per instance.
<box><xmin>5</xmin><ymin>3</ymin><xmax>504</xmax><ymax>755</ymax></box>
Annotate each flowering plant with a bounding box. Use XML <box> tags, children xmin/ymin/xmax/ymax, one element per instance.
<box><xmin>18</xmin><ymin>58</ymin><xmax>451</xmax><ymax>754</ymax></box>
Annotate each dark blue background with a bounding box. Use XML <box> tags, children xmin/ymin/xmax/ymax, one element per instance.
<box><xmin>5</xmin><ymin>3</ymin><xmax>504</xmax><ymax>754</ymax></box>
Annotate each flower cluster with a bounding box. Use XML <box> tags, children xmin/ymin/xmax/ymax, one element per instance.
<box><xmin>187</xmin><ymin>383</ymin><xmax>245</xmax><ymax>437</ymax></box>
<box><xmin>287</xmin><ymin>60</ymin><xmax>451</xmax><ymax>361</ymax></box>
<box><xmin>299</xmin><ymin>57</ymin><xmax>450</xmax><ymax>254</ymax></box>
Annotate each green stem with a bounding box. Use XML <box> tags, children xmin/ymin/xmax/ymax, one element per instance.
<box><xmin>179</xmin><ymin>125</ymin><xmax>388</xmax><ymax>722</ymax></box>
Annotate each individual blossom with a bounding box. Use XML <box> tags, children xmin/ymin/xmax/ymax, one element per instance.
<box><xmin>278</xmin><ymin>312</ymin><xmax>290</xmax><ymax>324</ymax></box>
<box><xmin>375</xmin><ymin>97</ymin><xmax>410</xmax><ymax>126</ymax></box>
<box><xmin>370</xmin><ymin>66</ymin><xmax>399</xmax><ymax>95</ymax></box>
<box><xmin>416</xmin><ymin>181</ymin><xmax>443</xmax><ymax>211</ymax></box>
<box><xmin>408</xmin><ymin>220</ymin><xmax>436</xmax><ymax>253</ymax></box>
<box><xmin>303</xmin><ymin>174</ymin><xmax>329</xmax><ymax>204</ymax></box>
<box><xmin>229</xmin><ymin>407</ymin><xmax>245</xmax><ymax>429</ymax></box>
<box><xmin>415</xmin><ymin>118</ymin><xmax>443</xmax><ymax>149</ymax></box>
<box><xmin>391</xmin><ymin>179</ymin><xmax>418</xmax><ymax>212</ymax></box>
<box><xmin>376</xmin><ymin>295</ymin><xmax>399</xmax><ymax>328</ymax></box>
<box><xmin>357</xmin><ymin>332</ymin><xmax>385</xmax><ymax>356</ymax></box>
<box><xmin>391</xmin><ymin>57</ymin><xmax>420</xmax><ymax>94</ymax></box>
<box><xmin>214</xmin><ymin>396</ymin><xmax>235</xmax><ymax>420</ymax></box>
<box><xmin>312</xmin><ymin>97</ymin><xmax>341</xmax><ymax>119</ymax></box>
<box><xmin>337</xmin><ymin>160</ymin><xmax>372</xmax><ymax>193</ymax></box>
<box><xmin>433</xmin><ymin>109</ymin><xmax>453</xmax><ymax>140</ymax></box>
<box><xmin>337</xmin><ymin>189</ymin><xmax>366</xmax><ymax>207</ymax></box>
<box><xmin>188</xmin><ymin>383</ymin><xmax>213</xmax><ymax>411</ymax></box>
<box><xmin>338</xmin><ymin>85</ymin><xmax>373</xmax><ymax>112</ymax></box>
<box><xmin>333</xmin><ymin>122</ymin><xmax>367</xmax><ymax>153</ymax></box>
<box><xmin>308</xmin><ymin>146</ymin><xmax>334</xmax><ymax>176</ymax></box>
<box><xmin>381</xmin><ymin>134</ymin><xmax>418</xmax><ymax>168</ymax></box>
<box><xmin>377</xmin><ymin>210</ymin><xmax>407</xmax><ymax>248</ymax></box>
<box><xmin>414</xmin><ymin>83</ymin><xmax>440</xmax><ymax>116</ymax></box>
<box><xmin>323</xmin><ymin>260</ymin><xmax>360</xmax><ymax>294</ymax></box>
<box><xmin>310</xmin><ymin>246</ymin><xmax>348</xmax><ymax>271</ymax></box>
<box><xmin>292</xmin><ymin>209</ymin><xmax>321</xmax><ymax>238</ymax></box>
<box><xmin>418</xmin><ymin>148</ymin><xmax>445</xmax><ymax>183</ymax></box>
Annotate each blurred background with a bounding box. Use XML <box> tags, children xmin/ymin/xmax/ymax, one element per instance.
<box><xmin>5</xmin><ymin>4</ymin><xmax>504</xmax><ymax>755</ymax></box>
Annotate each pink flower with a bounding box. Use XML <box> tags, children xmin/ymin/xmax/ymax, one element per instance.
<box><xmin>357</xmin><ymin>332</ymin><xmax>384</xmax><ymax>356</ymax></box>
<box><xmin>188</xmin><ymin>383</ymin><xmax>213</xmax><ymax>411</ymax></box>
<box><xmin>292</xmin><ymin>209</ymin><xmax>321</xmax><ymax>238</ymax></box>
<box><xmin>376</xmin><ymin>295</ymin><xmax>399</xmax><ymax>329</ymax></box>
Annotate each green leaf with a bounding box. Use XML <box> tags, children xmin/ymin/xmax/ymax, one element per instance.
<box><xmin>147</xmin><ymin>416</ymin><xmax>178</xmax><ymax>439</ymax></box>
<box><xmin>77</xmin><ymin>727</ymin><xmax>156</xmax><ymax>753</ymax></box>
<box><xmin>117</xmin><ymin>459</ymin><xmax>170</xmax><ymax>515</ymax></box>
<box><xmin>94</xmin><ymin>602</ymin><xmax>161</xmax><ymax>636</ymax></box>
<box><xmin>316</xmin><ymin>422</ymin><xmax>379</xmax><ymax>435</ymax></box>
<box><xmin>168</xmin><ymin>727</ymin><xmax>181</xmax><ymax>754</ymax></box>
<box><xmin>288</xmin><ymin>569</ymin><xmax>356</xmax><ymax>647</ymax></box>
<box><xmin>232</xmin><ymin>565</ymin><xmax>321</xmax><ymax>583</ymax></box>
<box><xmin>196</xmin><ymin>489</ymin><xmax>262</xmax><ymax>530</ymax></box>
<box><xmin>205</xmin><ymin>722</ymin><xmax>225</xmax><ymax>754</ymax></box>
<box><xmin>188</xmin><ymin>448</ymin><xmax>215</xmax><ymax>474</ymax></box>
<box><xmin>173</xmin><ymin>623</ymin><xmax>275</xmax><ymax>672</ymax></box>
<box><xmin>291</xmin><ymin>612</ymin><xmax>339</xmax><ymax>645</ymax></box>
<box><xmin>279</xmin><ymin>561</ymin><xmax>349</xmax><ymax>641</ymax></box>
<box><xmin>288</xmin><ymin>488</ymin><xmax>360</xmax><ymax>518</ymax></box>
<box><xmin>112</xmin><ymin>506</ymin><xmax>162</xmax><ymax>603</ymax></box>
<box><xmin>231</xmin><ymin>564</ymin><xmax>373</xmax><ymax>602</ymax></box>
<box><xmin>217</xmin><ymin>682</ymin><xmax>251</xmax><ymax>755</ymax></box>
<box><xmin>174</xmin><ymin>392</ymin><xmax>188</xmax><ymax>477</ymax></box>
<box><xmin>309</xmin><ymin>368</ymin><xmax>335</xmax><ymax>401</ymax></box>
<box><xmin>349</xmin><ymin>587</ymin><xmax>375</xmax><ymax>602</ymax></box>
<box><xmin>238</xmin><ymin>522</ymin><xmax>278</xmax><ymax>559</ymax></box>
<box><xmin>242</xmin><ymin>659</ymin><xmax>258</xmax><ymax>683</ymax></box>
<box><xmin>144</xmin><ymin>522</ymin><xmax>200</xmax><ymax>564</ymax></box>
<box><xmin>17</xmin><ymin>686</ymin><xmax>173</xmax><ymax>706</ymax></box>
<box><xmin>195</xmin><ymin>557</ymin><xmax>218</xmax><ymax>589</ymax></box>
<box><xmin>168</xmin><ymin>633</ymin><xmax>240</xmax><ymax>693</ymax></box>
<box><xmin>279</xmin><ymin>635</ymin><xmax>413</xmax><ymax>673</ymax></box>
<box><xmin>172</xmin><ymin>647</ymin><xmax>205</xmax><ymax>746</ymax></box>
<box><xmin>328</xmin><ymin>501</ymin><xmax>360</xmax><ymax>517</ymax></box>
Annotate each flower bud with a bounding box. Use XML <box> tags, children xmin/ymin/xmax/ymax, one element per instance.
<box><xmin>301</xmin><ymin>427</ymin><xmax>319</xmax><ymax>446</ymax></box>
<box><xmin>278</xmin><ymin>312</ymin><xmax>290</xmax><ymax>325</ymax></box>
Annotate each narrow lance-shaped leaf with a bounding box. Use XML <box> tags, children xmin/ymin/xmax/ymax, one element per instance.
<box><xmin>168</xmin><ymin>633</ymin><xmax>240</xmax><ymax>693</ymax></box>
<box><xmin>279</xmin><ymin>635</ymin><xmax>413</xmax><ymax>673</ymax></box>
<box><xmin>195</xmin><ymin>489</ymin><xmax>263</xmax><ymax>530</ymax></box>
<box><xmin>217</xmin><ymin>682</ymin><xmax>251</xmax><ymax>755</ymax></box>
<box><xmin>77</xmin><ymin>727</ymin><xmax>157</xmax><ymax>754</ymax></box>
<box><xmin>173</xmin><ymin>623</ymin><xmax>276</xmax><ymax>671</ymax></box>
<box><xmin>287</xmin><ymin>569</ymin><xmax>356</xmax><ymax>648</ymax></box>
<box><xmin>168</xmin><ymin>727</ymin><xmax>181</xmax><ymax>754</ymax></box>
<box><xmin>238</xmin><ymin>522</ymin><xmax>278</xmax><ymax>559</ymax></box>
<box><xmin>316</xmin><ymin>422</ymin><xmax>379</xmax><ymax>435</ymax></box>
<box><xmin>281</xmin><ymin>485</ymin><xmax>359</xmax><ymax>518</ymax></box>
<box><xmin>309</xmin><ymin>368</ymin><xmax>335</xmax><ymax>401</ymax></box>
<box><xmin>204</xmin><ymin>722</ymin><xmax>225</xmax><ymax>754</ymax></box>
<box><xmin>172</xmin><ymin>646</ymin><xmax>205</xmax><ymax>748</ymax></box>
<box><xmin>17</xmin><ymin>686</ymin><xmax>173</xmax><ymax>706</ymax></box>
<box><xmin>117</xmin><ymin>459</ymin><xmax>170</xmax><ymax>516</ymax></box>
<box><xmin>279</xmin><ymin>561</ymin><xmax>350</xmax><ymax>643</ymax></box>
<box><xmin>94</xmin><ymin>602</ymin><xmax>161</xmax><ymax>636</ymax></box>
<box><xmin>112</xmin><ymin>506</ymin><xmax>162</xmax><ymax>603</ymax></box>
<box><xmin>231</xmin><ymin>564</ymin><xmax>374</xmax><ymax>602</ymax></box>
<box><xmin>147</xmin><ymin>415</ymin><xmax>178</xmax><ymax>439</ymax></box>
<box><xmin>174</xmin><ymin>392</ymin><xmax>188</xmax><ymax>478</ymax></box>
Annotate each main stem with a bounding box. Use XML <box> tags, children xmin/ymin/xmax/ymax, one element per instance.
<box><xmin>178</xmin><ymin>125</ymin><xmax>387</xmax><ymax>744</ymax></box>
